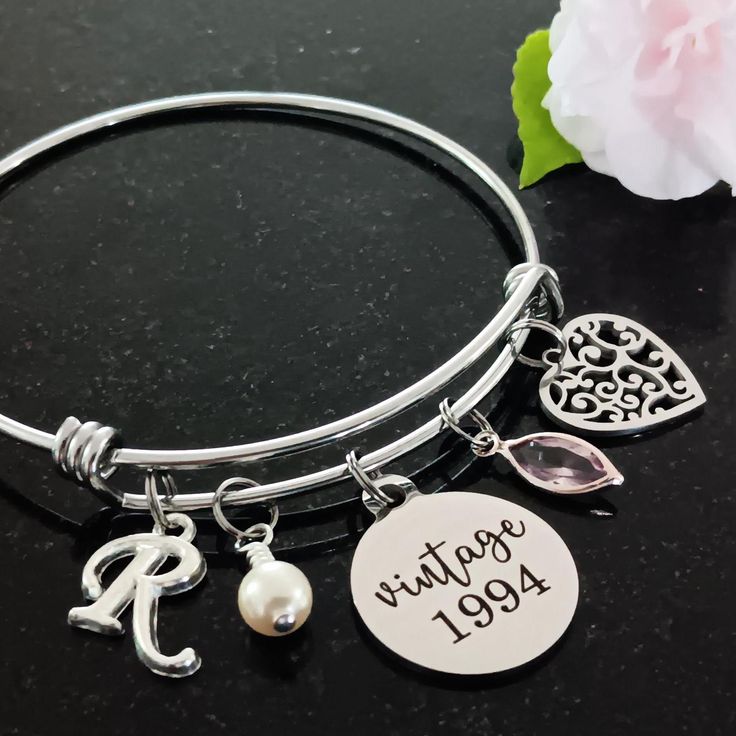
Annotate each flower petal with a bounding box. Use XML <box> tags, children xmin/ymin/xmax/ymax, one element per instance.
<box><xmin>603</xmin><ymin>107</ymin><xmax>719</xmax><ymax>199</ymax></box>
<box><xmin>543</xmin><ymin>0</ymin><xmax>736</xmax><ymax>199</ymax></box>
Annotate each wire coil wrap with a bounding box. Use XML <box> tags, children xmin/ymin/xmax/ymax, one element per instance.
<box><xmin>503</xmin><ymin>263</ymin><xmax>564</xmax><ymax>323</ymax></box>
<box><xmin>52</xmin><ymin>417</ymin><xmax>121</xmax><ymax>495</ymax></box>
<box><xmin>244</xmin><ymin>542</ymin><xmax>276</xmax><ymax>567</ymax></box>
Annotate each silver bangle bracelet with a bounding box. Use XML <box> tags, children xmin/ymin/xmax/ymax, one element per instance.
<box><xmin>9</xmin><ymin>93</ymin><xmax>706</xmax><ymax>680</ymax></box>
<box><xmin>0</xmin><ymin>92</ymin><xmax>560</xmax><ymax>509</ymax></box>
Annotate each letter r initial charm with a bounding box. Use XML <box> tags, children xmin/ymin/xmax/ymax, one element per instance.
<box><xmin>68</xmin><ymin>512</ymin><xmax>206</xmax><ymax>678</ymax></box>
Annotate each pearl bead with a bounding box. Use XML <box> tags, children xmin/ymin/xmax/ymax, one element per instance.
<box><xmin>237</xmin><ymin>560</ymin><xmax>312</xmax><ymax>636</ymax></box>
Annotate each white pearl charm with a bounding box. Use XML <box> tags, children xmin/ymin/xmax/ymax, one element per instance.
<box><xmin>237</xmin><ymin>543</ymin><xmax>312</xmax><ymax>636</ymax></box>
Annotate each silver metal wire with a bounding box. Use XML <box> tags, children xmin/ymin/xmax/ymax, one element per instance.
<box><xmin>123</xmin><ymin>338</ymin><xmax>536</xmax><ymax>511</ymax></box>
<box><xmin>0</xmin><ymin>92</ymin><xmax>559</xmax><ymax>510</ymax></box>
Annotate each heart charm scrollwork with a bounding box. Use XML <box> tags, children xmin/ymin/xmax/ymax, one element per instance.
<box><xmin>539</xmin><ymin>314</ymin><xmax>706</xmax><ymax>436</ymax></box>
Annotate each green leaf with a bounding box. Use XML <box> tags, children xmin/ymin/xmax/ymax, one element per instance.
<box><xmin>511</xmin><ymin>29</ymin><xmax>583</xmax><ymax>188</ymax></box>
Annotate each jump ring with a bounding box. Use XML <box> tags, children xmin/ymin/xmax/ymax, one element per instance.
<box><xmin>212</xmin><ymin>477</ymin><xmax>279</xmax><ymax>545</ymax></box>
<box><xmin>471</xmin><ymin>429</ymin><xmax>501</xmax><ymax>457</ymax></box>
<box><xmin>145</xmin><ymin>469</ymin><xmax>178</xmax><ymax>533</ymax></box>
<box><xmin>506</xmin><ymin>318</ymin><xmax>567</xmax><ymax>370</ymax></box>
<box><xmin>345</xmin><ymin>450</ymin><xmax>397</xmax><ymax>506</ymax></box>
<box><xmin>439</xmin><ymin>398</ymin><xmax>499</xmax><ymax>453</ymax></box>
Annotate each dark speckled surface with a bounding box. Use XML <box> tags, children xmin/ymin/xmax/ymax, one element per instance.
<box><xmin>0</xmin><ymin>1</ymin><xmax>734</xmax><ymax>735</ymax></box>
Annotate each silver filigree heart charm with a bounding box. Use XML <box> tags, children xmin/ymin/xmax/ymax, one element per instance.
<box><xmin>539</xmin><ymin>314</ymin><xmax>706</xmax><ymax>436</ymax></box>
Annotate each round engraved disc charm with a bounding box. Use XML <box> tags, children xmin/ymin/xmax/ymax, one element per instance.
<box><xmin>350</xmin><ymin>491</ymin><xmax>578</xmax><ymax>675</ymax></box>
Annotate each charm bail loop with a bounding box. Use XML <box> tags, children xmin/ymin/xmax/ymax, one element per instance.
<box><xmin>234</xmin><ymin>523</ymin><xmax>275</xmax><ymax>552</ymax></box>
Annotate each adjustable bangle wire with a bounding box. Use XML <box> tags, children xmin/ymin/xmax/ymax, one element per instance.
<box><xmin>0</xmin><ymin>92</ymin><xmax>561</xmax><ymax>510</ymax></box>
<box><xmin>122</xmin><ymin>338</ymin><xmax>537</xmax><ymax>512</ymax></box>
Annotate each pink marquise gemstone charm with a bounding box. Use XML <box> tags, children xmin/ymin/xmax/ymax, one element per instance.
<box><xmin>498</xmin><ymin>432</ymin><xmax>624</xmax><ymax>495</ymax></box>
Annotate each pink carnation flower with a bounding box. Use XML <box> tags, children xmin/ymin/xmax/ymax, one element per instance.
<box><xmin>542</xmin><ymin>0</ymin><xmax>736</xmax><ymax>199</ymax></box>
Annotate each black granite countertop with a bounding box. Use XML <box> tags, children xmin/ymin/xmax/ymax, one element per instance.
<box><xmin>0</xmin><ymin>1</ymin><xmax>733</xmax><ymax>734</ymax></box>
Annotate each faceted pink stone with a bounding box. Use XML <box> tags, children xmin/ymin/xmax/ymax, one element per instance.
<box><xmin>508</xmin><ymin>435</ymin><xmax>608</xmax><ymax>488</ymax></box>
